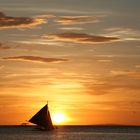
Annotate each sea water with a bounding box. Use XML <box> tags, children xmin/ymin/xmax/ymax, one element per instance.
<box><xmin>0</xmin><ymin>125</ymin><xmax>140</xmax><ymax>140</ymax></box>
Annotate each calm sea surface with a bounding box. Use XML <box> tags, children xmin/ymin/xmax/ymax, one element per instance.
<box><xmin>0</xmin><ymin>125</ymin><xmax>140</xmax><ymax>140</ymax></box>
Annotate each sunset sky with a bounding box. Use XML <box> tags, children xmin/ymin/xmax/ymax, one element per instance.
<box><xmin>0</xmin><ymin>0</ymin><xmax>140</xmax><ymax>125</ymax></box>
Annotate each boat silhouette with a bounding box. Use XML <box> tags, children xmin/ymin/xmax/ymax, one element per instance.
<box><xmin>29</xmin><ymin>103</ymin><xmax>54</xmax><ymax>130</ymax></box>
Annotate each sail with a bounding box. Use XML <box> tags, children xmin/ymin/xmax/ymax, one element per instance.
<box><xmin>47</xmin><ymin>111</ymin><xmax>54</xmax><ymax>129</ymax></box>
<box><xmin>29</xmin><ymin>104</ymin><xmax>54</xmax><ymax>130</ymax></box>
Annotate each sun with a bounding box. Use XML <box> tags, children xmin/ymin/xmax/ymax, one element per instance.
<box><xmin>52</xmin><ymin>112</ymin><xmax>66</xmax><ymax>125</ymax></box>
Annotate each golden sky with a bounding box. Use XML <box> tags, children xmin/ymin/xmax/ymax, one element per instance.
<box><xmin>0</xmin><ymin>0</ymin><xmax>140</xmax><ymax>125</ymax></box>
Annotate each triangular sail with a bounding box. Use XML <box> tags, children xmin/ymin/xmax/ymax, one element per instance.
<box><xmin>29</xmin><ymin>104</ymin><xmax>54</xmax><ymax>130</ymax></box>
<box><xmin>47</xmin><ymin>111</ymin><xmax>54</xmax><ymax>129</ymax></box>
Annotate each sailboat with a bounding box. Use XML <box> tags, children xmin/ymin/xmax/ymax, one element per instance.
<box><xmin>29</xmin><ymin>103</ymin><xmax>54</xmax><ymax>130</ymax></box>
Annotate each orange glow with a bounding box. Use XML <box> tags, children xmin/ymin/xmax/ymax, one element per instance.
<box><xmin>52</xmin><ymin>112</ymin><xmax>67</xmax><ymax>125</ymax></box>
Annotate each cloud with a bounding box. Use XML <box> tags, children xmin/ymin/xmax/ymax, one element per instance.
<box><xmin>55</xmin><ymin>15</ymin><xmax>100</xmax><ymax>25</ymax></box>
<box><xmin>0</xmin><ymin>42</ymin><xmax>11</xmax><ymax>50</ymax></box>
<box><xmin>0</xmin><ymin>12</ymin><xmax>46</xmax><ymax>29</ymax></box>
<box><xmin>90</xmin><ymin>101</ymin><xmax>140</xmax><ymax>111</ymax></box>
<box><xmin>0</xmin><ymin>65</ymin><xmax>4</xmax><ymax>70</ymax></box>
<box><xmin>83</xmin><ymin>71</ymin><xmax>140</xmax><ymax>95</ymax></box>
<box><xmin>2</xmin><ymin>56</ymin><xmax>68</xmax><ymax>63</ymax></box>
<box><xmin>105</xmin><ymin>27</ymin><xmax>140</xmax><ymax>41</ymax></box>
<box><xmin>45</xmin><ymin>32</ymin><xmax>119</xmax><ymax>44</ymax></box>
<box><xmin>111</xmin><ymin>70</ymin><xmax>140</xmax><ymax>79</ymax></box>
<box><xmin>59</xmin><ymin>27</ymin><xmax>85</xmax><ymax>31</ymax></box>
<box><xmin>97</xmin><ymin>59</ymin><xmax>112</xmax><ymax>63</ymax></box>
<box><xmin>136</xmin><ymin>65</ymin><xmax>140</xmax><ymax>68</ymax></box>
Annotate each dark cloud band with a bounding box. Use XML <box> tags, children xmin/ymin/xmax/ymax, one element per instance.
<box><xmin>45</xmin><ymin>32</ymin><xmax>119</xmax><ymax>44</ymax></box>
<box><xmin>2</xmin><ymin>56</ymin><xmax>68</xmax><ymax>63</ymax></box>
<box><xmin>0</xmin><ymin>12</ymin><xmax>46</xmax><ymax>29</ymax></box>
<box><xmin>56</xmin><ymin>15</ymin><xmax>100</xmax><ymax>25</ymax></box>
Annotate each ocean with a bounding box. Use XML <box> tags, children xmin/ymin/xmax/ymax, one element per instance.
<box><xmin>0</xmin><ymin>125</ymin><xmax>140</xmax><ymax>140</ymax></box>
